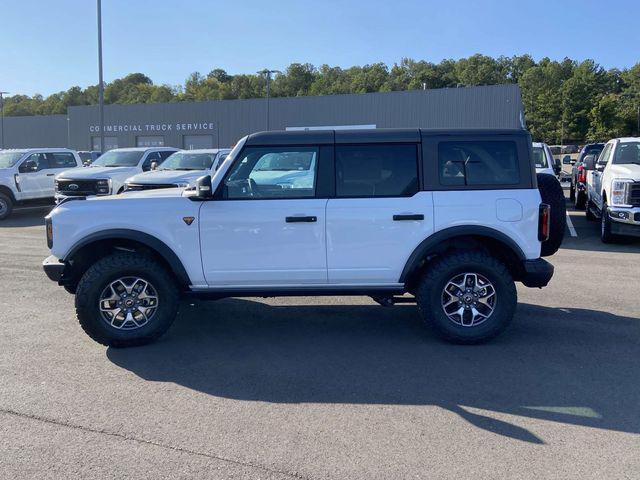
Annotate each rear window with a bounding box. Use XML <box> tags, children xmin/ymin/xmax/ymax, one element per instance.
<box><xmin>532</xmin><ymin>146</ymin><xmax>548</xmax><ymax>168</ymax></box>
<box><xmin>50</xmin><ymin>152</ymin><xmax>77</xmax><ymax>168</ymax></box>
<box><xmin>439</xmin><ymin>141</ymin><xmax>520</xmax><ymax>186</ymax></box>
<box><xmin>335</xmin><ymin>144</ymin><xmax>419</xmax><ymax>197</ymax></box>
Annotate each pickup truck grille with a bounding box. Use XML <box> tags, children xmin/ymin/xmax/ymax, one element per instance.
<box><xmin>56</xmin><ymin>179</ymin><xmax>98</xmax><ymax>196</ymax></box>
<box><xmin>629</xmin><ymin>183</ymin><xmax>640</xmax><ymax>206</ymax></box>
<box><xmin>125</xmin><ymin>183</ymin><xmax>178</xmax><ymax>192</ymax></box>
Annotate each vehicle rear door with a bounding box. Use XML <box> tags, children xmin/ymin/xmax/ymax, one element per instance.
<box><xmin>325</xmin><ymin>140</ymin><xmax>433</xmax><ymax>284</ymax></box>
<box><xmin>199</xmin><ymin>143</ymin><xmax>331</xmax><ymax>286</ymax></box>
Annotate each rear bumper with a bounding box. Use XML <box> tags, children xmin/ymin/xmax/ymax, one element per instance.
<box><xmin>43</xmin><ymin>255</ymin><xmax>66</xmax><ymax>283</ymax></box>
<box><xmin>520</xmin><ymin>258</ymin><xmax>554</xmax><ymax>288</ymax></box>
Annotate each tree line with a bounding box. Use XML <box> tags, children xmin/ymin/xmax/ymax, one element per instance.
<box><xmin>3</xmin><ymin>55</ymin><xmax>639</xmax><ymax>144</ymax></box>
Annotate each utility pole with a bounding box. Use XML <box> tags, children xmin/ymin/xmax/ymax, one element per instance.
<box><xmin>97</xmin><ymin>0</ymin><xmax>105</xmax><ymax>152</ymax></box>
<box><xmin>0</xmin><ymin>91</ymin><xmax>7</xmax><ymax>149</ymax></box>
<box><xmin>258</xmin><ymin>69</ymin><xmax>281</xmax><ymax>131</ymax></box>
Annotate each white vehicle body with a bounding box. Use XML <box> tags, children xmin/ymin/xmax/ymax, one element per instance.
<box><xmin>0</xmin><ymin>148</ymin><xmax>81</xmax><ymax>219</ymax></box>
<box><xmin>43</xmin><ymin>129</ymin><xmax>556</xmax><ymax>346</ymax></box>
<box><xmin>124</xmin><ymin>149</ymin><xmax>231</xmax><ymax>191</ymax></box>
<box><xmin>55</xmin><ymin>147</ymin><xmax>178</xmax><ymax>201</ymax></box>
<box><xmin>586</xmin><ymin>138</ymin><xmax>640</xmax><ymax>238</ymax></box>
<box><xmin>532</xmin><ymin>142</ymin><xmax>556</xmax><ymax>176</ymax></box>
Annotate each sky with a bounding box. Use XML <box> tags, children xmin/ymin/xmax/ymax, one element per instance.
<box><xmin>0</xmin><ymin>0</ymin><xmax>638</xmax><ymax>97</ymax></box>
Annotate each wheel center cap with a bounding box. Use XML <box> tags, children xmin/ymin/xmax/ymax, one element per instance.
<box><xmin>463</xmin><ymin>294</ymin><xmax>474</xmax><ymax>303</ymax></box>
<box><xmin>124</xmin><ymin>299</ymin><xmax>135</xmax><ymax>307</ymax></box>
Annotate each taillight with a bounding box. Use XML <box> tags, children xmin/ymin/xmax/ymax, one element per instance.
<box><xmin>538</xmin><ymin>203</ymin><xmax>550</xmax><ymax>242</ymax></box>
<box><xmin>577</xmin><ymin>165</ymin><xmax>586</xmax><ymax>183</ymax></box>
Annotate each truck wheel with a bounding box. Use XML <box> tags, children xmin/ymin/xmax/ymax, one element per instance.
<box><xmin>0</xmin><ymin>193</ymin><xmax>14</xmax><ymax>220</ymax></box>
<box><xmin>600</xmin><ymin>203</ymin><xmax>616</xmax><ymax>244</ymax></box>
<box><xmin>574</xmin><ymin>190</ymin><xmax>586</xmax><ymax>210</ymax></box>
<box><xmin>75</xmin><ymin>252</ymin><xmax>179</xmax><ymax>347</ymax></box>
<box><xmin>537</xmin><ymin>173</ymin><xmax>566</xmax><ymax>257</ymax></box>
<box><xmin>569</xmin><ymin>183</ymin><xmax>576</xmax><ymax>202</ymax></box>
<box><xmin>585</xmin><ymin>198</ymin><xmax>597</xmax><ymax>221</ymax></box>
<box><xmin>415</xmin><ymin>251</ymin><xmax>517</xmax><ymax>344</ymax></box>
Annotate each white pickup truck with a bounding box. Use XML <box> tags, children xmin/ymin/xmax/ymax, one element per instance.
<box><xmin>585</xmin><ymin>138</ymin><xmax>640</xmax><ymax>242</ymax></box>
<box><xmin>0</xmin><ymin>148</ymin><xmax>82</xmax><ymax>220</ymax></box>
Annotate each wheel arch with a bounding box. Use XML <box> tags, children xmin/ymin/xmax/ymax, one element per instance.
<box><xmin>0</xmin><ymin>184</ymin><xmax>17</xmax><ymax>203</ymax></box>
<box><xmin>64</xmin><ymin>229</ymin><xmax>191</xmax><ymax>289</ymax></box>
<box><xmin>399</xmin><ymin>226</ymin><xmax>527</xmax><ymax>289</ymax></box>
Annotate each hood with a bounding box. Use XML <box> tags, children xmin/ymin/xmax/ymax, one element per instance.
<box><xmin>126</xmin><ymin>169</ymin><xmax>207</xmax><ymax>185</ymax></box>
<box><xmin>609</xmin><ymin>164</ymin><xmax>640</xmax><ymax>181</ymax></box>
<box><xmin>56</xmin><ymin>166</ymin><xmax>138</xmax><ymax>180</ymax></box>
<box><xmin>87</xmin><ymin>187</ymin><xmax>186</xmax><ymax>201</ymax></box>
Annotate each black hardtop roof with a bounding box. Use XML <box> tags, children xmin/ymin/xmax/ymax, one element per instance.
<box><xmin>245</xmin><ymin>128</ymin><xmax>529</xmax><ymax>146</ymax></box>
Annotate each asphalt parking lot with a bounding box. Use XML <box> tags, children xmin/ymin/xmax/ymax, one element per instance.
<box><xmin>1</xmin><ymin>194</ymin><xmax>639</xmax><ymax>479</ymax></box>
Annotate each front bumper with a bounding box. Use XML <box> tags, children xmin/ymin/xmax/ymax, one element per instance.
<box><xmin>520</xmin><ymin>258</ymin><xmax>554</xmax><ymax>288</ymax></box>
<box><xmin>43</xmin><ymin>255</ymin><xmax>66</xmax><ymax>283</ymax></box>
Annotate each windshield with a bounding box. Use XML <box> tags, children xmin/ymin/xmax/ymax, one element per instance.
<box><xmin>613</xmin><ymin>142</ymin><xmax>640</xmax><ymax>165</ymax></box>
<box><xmin>253</xmin><ymin>152</ymin><xmax>314</xmax><ymax>171</ymax></box>
<box><xmin>532</xmin><ymin>146</ymin><xmax>548</xmax><ymax>168</ymax></box>
<box><xmin>0</xmin><ymin>151</ymin><xmax>25</xmax><ymax>169</ymax></box>
<box><xmin>159</xmin><ymin>152</ymin><xmax>216</xmax><ymax>171</ymax></box>
<box><xmin>91</xmin><ymin>150</ymin><xmax>144</xmax><ymax>167</ymax></box>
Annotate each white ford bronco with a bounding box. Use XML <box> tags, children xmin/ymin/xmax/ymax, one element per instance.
<box><xmin>0</xmin><ymin>148</ymin><xmax>82</xmax><ymax>220</ymax></box>
<box><xmin>123</xmin><ymin>148</ymin><xmax>231</xmax><ymax>192</ymax></box>
<box><xmin>43</xmin><ymin>129</ymin><xmax>562</xmax><ymax>347</ymax></box>
<box><xmin>585</xmin><ymin>137</ymin><xmax>640</xmax><ymax>242</ymax></box>
<box><xmin>54</xmin><ymin>147</ymin><xmax>178</xmax><ymax>201</ymax></box>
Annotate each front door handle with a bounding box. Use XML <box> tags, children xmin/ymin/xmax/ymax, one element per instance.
<box><xmin>46</xmin><ymin>173</ymin><xmax>55</xmax><ymax>177</ymax></box>
<box><xmin>286</xmin><ymin>216</ymin><xmax>317</xmax><ymax>223</ymax></box>
<box><xmin>393</xmin><ymin>214</ymin><xmax>424</xmax><ymax>221</ymax></box>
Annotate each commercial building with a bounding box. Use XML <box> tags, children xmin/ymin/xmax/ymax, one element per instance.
<box><xmin>1</xmin><ymin>84</ymin><xmax>524</xmax><ymax>150</ymax></box>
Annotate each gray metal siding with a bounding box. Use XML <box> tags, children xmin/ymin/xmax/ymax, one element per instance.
<box><xmin>3</xmin><ymin>85</ymin><xmax>524</xmax><ymax>150</ymax></box>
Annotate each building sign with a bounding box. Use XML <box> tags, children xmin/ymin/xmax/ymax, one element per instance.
<box><xmin>89</xmin><ymin>122</ymin><xmax>215</xmax><ymax>134</ymax></box>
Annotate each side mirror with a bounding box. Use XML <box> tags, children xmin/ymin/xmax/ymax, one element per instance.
<box><xmin>150</xmin><ymin>161</ymin><xmax>159</xmax><ymax>171</ymax></box>
<box><xmin>596</xmin><ymin>162</ymin><xmax>606</xmax><ymax>172</ymax></box>
<box><xmin>193</xmin><ymin>175</ymin><xmax>213</xmax><ymax>200</ymax></box>
<box><xmin>21</xmin><ymin>159</ymin><xmax>38</xmax><ymax>172</ymax></box>
<box><xmin>583</xmin><ymin>155</ymin><xmax>596</xmax><ymax>171</ymax></box>
<box><xmin>83</xmin><ymin>160</ymin><xmax>92</xmax><ymax>167</ymax></box>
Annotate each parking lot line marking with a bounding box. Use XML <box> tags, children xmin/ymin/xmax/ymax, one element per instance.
<box><xmin>566</xmin><ymin>213</ymin><xmax>577</xmax><ymax>237</ymax></box>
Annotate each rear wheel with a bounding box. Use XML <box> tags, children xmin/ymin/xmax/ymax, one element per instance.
<box><xmin>0</xmin><ymin>193</ymin><xmax>14</xmax><ymax>221</ymax></box>
<box><xmin>574</xmin><ymin>190</ymin><xmax>586</xmax><ymax>210</ymax></box>
<box><xmin>569</xmin><ymin>182</ymin><xmax>576</xmax><ymax>201</ymax></box>
<box><xmin>416</xmin><ymin>251</ymin><xmax>517</xmax><ymax>344</ymax></box>
<box><xmin>75</xmin><ymin>252</ymin><xmax>179</xmax><ymax>347</ymax></box>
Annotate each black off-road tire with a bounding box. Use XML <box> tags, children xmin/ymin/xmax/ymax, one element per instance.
<box><xmin>537</xmin><ymin>173</ymin><xmax>566</xmax><ymax>257</ymax></box>
<box><xmin>75</xmin><ymin>252</ymin><xmax>179</xmax><ymax>347</ymax></box>
<box><xmin>0</xmin><ymin>193</ymin><xmax>14</xmax><ymax>221</ymax></box>
<box><xmin>574</xmin><ymin>190</ymin><xmax>586</xmax><ymax>210</ymax></box>
<box><xmin>416</xmin><ymin>251</ymin><xmax>517</xmax><ymax>344</ymax></box>
<box><xmin>600</xmin><ymin>203</ymin><xmax>616</xmax><ymax>244</ymax></box>
<box><xmin>569</xmin><ymin>182</ymin><xmax>576</xmax><ymax>202</ymax></box>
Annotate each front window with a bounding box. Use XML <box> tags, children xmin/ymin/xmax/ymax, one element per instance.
<box><xmin>159</xmin><ymin>152</ymin><xmax>217</xmax><ymax>171</ymax></box>
<box><xmin>91</xmin><ymin>150</ymin><xmax>144</xmax><ymax>167</ymax></box>
<box><xmin>532</xmin><ymin>146</ymin><xmax>548</xmax><ymax>168</ymax></box>
<box><xmin>225</xmin><ymin>146</ymin><xmax>318</xmax><ymax>199</ymax></box>
<box><xmin>0</xmin><ymin>151</ymin><xmax>25</xmax><ymax>168</ymax></box>
<box><xmin>612</xmin><ymin>142</ymin><xmax>640</xmax><ymax>165</ymax></box>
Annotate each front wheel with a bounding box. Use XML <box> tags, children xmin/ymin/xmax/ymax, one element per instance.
<box><xmin>75</xmin><ymin>252</ymin><xmax>179</xmax><ymax>347</ymax></box>
<box><xmin>0</xmin><ymin>193</ymin><xmax>14</xmax><ymax>220</ymax></box>
<box><xmin>416</xmin><ymin>251</ymin><xmax>517</xmax><ymax>344</ymax></box>
<box><xmin>600</xmin><ymin>203</ymin><xmax>616</xmax><ymax>243</ymax></box>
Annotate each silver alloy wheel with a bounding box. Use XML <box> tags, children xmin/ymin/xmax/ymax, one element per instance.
<box><xmin>99</xmin><ymin>276</ymin><xmax>159</xmax><ymax>330</ymax></box>
<box><xmin>0</xmin><ymin>198</ymin><xmax>7</xmax><ymax>216</ymax></box>
<box><xmin>441</xmin><ymin>272</ymin><xmax>496</xmax><ymax>327</ymax></box>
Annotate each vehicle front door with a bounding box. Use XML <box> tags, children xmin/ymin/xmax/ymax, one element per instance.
<box><xmin>591</xmin><ymin>144</ymin><xmax>612</xmax><ymax>208</ymax></box>
<box><xmin>199</xmin><ymin>145</ymin><xmax>329</xmax><ymax>286</ymax></box>
<box><xmin>17</xmin><ymin>153</ymin><xmax>50</xmax><ymax>199</ymax></box>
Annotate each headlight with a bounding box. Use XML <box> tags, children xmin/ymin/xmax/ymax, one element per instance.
<box><xmin>96</xmin><ymin>179</ymin><xmax>111</xmax><ymax>195</ymax></box>
<box><xmin>611</xmin><ymin>178</ymin><xmax>633</xmax><ymax>206</ymax></box>
<box><xmin>175</xmin><ymin>182</ymin><xmax>190</xmax><ymax>188</ymax></box>
<box><xmin>45</xmin><ymin>217</ymin><xmax>53</xmax><ymax>248</ymax></box>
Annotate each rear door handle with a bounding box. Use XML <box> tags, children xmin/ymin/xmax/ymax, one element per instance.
<box><xmin>393</xmin><ymin>214</ymin><xmax>424</xmax><ymax>221</ymax></box>
<box><xmin>286</xmin><ymin>216</ymin><xmax>317</xmax><ymax>223</ymax></box>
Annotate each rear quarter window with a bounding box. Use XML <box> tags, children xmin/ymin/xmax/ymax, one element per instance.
<box><xmin>438</xmin><ymin>141</ymin><xmax>520</xmax><ymax>187</ymax></box>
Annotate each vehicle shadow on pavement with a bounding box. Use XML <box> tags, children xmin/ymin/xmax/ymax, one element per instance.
<box><xmin>107</xmin><ymin>300</ymin><xmax>640</xmax><ymax>444</ymax></box>
<box><xmin>0</xmin><ymin>207</ymin><xmax>50</xmax><ymax>228</ymax></box>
